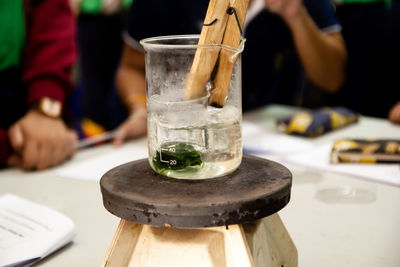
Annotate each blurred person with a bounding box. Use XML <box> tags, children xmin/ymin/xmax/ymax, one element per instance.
<box><xmin>388</xmin><ymin>0</ymin><xmax>400</xmax><ymax>124</ymax></box>
<box><xmin>112</xmin><ymin>0</ymin><xmax>347</xmax><ymax>145</ymax></box>
<box><xmin>304</xmin><ymin>0</ymin><xmax>395</xmax><ymax>118</ymax></box>
<box><xmin>389</xmin><ymin>102</ymin><xmax>400</xmax><ymax>123</ymax></box>
<box><xmin>69</xmin><ymin>0</ymin><xmax>132</xmax><ymax>138</ymax></box>
<box><xmin>0</xmin><ymin>0</ymin><xmax>77</xmax><ymax>170</ymax></box>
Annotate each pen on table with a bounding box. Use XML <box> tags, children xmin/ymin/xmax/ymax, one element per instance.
<box><xmin>76</xmin><ymin>130</ymin><xmax>119</xmax><ymax>150</ymax></box>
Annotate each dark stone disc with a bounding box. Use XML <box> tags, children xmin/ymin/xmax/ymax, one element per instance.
<box><xmin>100</xmin><ymin>155</ymin><xmax>292</xmax><ymax>228</ymax></box>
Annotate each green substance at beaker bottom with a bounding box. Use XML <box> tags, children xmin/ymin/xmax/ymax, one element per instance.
<box><xmin>152</xmin><ymin>142</ymin><xmax>204</xmax><ymax>175</ymax></box>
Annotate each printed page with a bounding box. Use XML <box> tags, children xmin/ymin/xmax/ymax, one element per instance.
<box><xmin>0</xmin><ymin>194</ymin><xmax>76</xmax><ymax>267</ymax></box>
<box><xmin>242</xmin><ymin>121</ymin><xmax>314</xmax><ymax>155</ymax></box>
<box><xmin>56</xmin><ymin>141</ymin><xmax>148</xmax><ymax>181</ymax></box>
<box><xmin>286</xmin><ymin>143</ymin><xmax>400</xmax><ymax>186</ymax></box>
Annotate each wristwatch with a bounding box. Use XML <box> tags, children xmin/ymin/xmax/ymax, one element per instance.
<box><xmin>31</xmin><ymin>97</ymin><xmax>62</xmax><ymax>118</ymax></box>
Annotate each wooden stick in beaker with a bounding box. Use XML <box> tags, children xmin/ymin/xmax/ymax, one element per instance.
<box><xmin>185</xmin><ymin>0</ymin><xmax>250</xmax><ymax>107</ymax></box>
<box><xmin>185</xmin><ymin>0</ymin><xmax>231</xmax><ymax>100</ymax></box>
<box><xmin>209</xmin><ymin>0</ymin><xmax>250</xmax><ymax>107</ymax></box>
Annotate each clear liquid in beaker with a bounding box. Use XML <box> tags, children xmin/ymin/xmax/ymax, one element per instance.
<box><xmin>147</xmin><ymin>95</ymin><xmax>242</xmax><ymax>179</ymax></box>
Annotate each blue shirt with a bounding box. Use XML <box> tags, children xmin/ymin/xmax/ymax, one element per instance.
<box><xmin>125</xmin><ymin>0</ymin><xmax>341</xmax><ymax>110</ymax></box>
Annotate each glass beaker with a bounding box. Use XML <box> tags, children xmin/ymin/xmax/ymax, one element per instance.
<box><xmin>140</xmin><ymin>35</ymin><xmax>244</xmax><ymax>179</ymax></box>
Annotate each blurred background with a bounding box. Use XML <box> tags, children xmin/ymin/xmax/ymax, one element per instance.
<box><xmin>68</xmin><ymin>0</ymin><xmax>400</xmax><ymax>139</ymax></box>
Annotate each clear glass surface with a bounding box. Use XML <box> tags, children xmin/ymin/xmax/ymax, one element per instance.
<box><xmin>141</xmin><ymin>35</ymin><xmax>244</xmax><ymax>179</ymax></box>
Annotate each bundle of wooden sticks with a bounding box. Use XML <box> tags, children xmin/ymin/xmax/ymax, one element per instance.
<box><xmin>185</xmin><ymin>0</ymin><xmax>250</xmax><ymax>108</ymax></box>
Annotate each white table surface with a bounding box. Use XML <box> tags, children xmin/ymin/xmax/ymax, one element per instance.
<box><xmin>1</xmin><ymin>105</ymin><xmax>400</xmax><ymax>267</ymax></box>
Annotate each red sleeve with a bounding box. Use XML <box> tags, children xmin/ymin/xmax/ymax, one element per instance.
<box><xmin>0</xmin><ymin>129</ymin><xmax>12</xmax><ymax>168</ymax></box>
<box><xmin>23</xmin><ymin>0</ymin><xmax>77</xmax><ymax>105</ymax></box>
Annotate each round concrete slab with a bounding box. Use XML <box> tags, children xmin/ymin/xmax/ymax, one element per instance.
<box><xmin>100</xmin><ymin>155</ymin><xmax>292</xmax><ymax>228</ymax></box>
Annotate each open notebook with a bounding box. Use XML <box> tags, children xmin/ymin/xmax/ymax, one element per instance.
<box><xmin>0</xmin><ymin>194</ymin><xmax>76</xmax><ymax>267</ymax></box>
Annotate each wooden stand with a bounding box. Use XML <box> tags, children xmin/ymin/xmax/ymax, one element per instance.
<box><xmin>100</xmin><ymin>156</ymin><xmax>297</xmax><ymax>266</ymax></box>
<box><xmin>103</xmin><ymin>213</ymin><xmax>297</xmax><ymax>267</ymax></box>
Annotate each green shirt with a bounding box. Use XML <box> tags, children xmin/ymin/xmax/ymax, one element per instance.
<box><xmin>80</xmin><ymin>0</ymin><xmax>133</xmax><ymax>14</ymax></box>
<box><xmin>0</xmin><ymin>0</ymin><xmax>25</xmax><ymax>70</ymax></box>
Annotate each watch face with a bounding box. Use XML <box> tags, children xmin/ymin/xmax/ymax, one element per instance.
<box><xmin>40</xmin><ymin>97</ymin><xmax>62</xmax><ymax>118</ymax></box>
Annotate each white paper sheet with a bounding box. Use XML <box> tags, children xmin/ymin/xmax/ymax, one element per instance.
<box><xmin>242</xmin><ymin>121</ymin><xmax>314</xmax><ymax>155</ymax></box>
<box><xmin>0</xmin><ymin>194</ymin><xmax>76</xmax><ymax>267</ymax></box>
<box><xmin>285</xmin><ymin>143</ymin><xmax>400</xmax><ymax>186</ymax></box>
<box><xmin>56</xmin><ymin>142</ymin><xmax>148</xmax><ymax>181</ymax></box>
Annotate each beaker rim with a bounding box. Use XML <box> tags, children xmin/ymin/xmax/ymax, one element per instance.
<box><xmin>140</xmin><ymin>34</ymin><xmax>246</xmax><ymax>53</ymax></box>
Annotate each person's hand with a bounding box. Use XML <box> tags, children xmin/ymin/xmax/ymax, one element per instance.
<box><xmin>264</xmin><ymin>0</ymin><xmax>303</xmax><ymax>22</ymax></box>
<box><xmin>8</xmin><ymin>110</ymin><xmax>78</xmax><ymax>170</ymax></box>
<box><xmin>112</xmin><ymin>107</ymin><xmax>147</xmax><ymax>147</ymax></box>
<box><xmin>389</xmin><ymin>102</ymin><xmax>400</xmax><ymax>124</ymax></box>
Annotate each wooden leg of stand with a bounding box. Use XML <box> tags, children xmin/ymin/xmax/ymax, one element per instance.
<box><xmin>102</xmin><ymin>220</ymin><xmax>254</xmax><ymax>267</ymax></box>
<box><xmin>103</xmin><ymin>214</ymin><xmax>297</xmax><ymax>267</ymax></box>
<box><xmin>102</xmin><ymin>220</ymin><xmax>143</xmax><ymax>267</ymax></box>
<box><xmin>242</xmin><ymin>213</ymin><xmax>298</xmax><ymax>267</ymax></box>
<box><xmin>224</xmin><ymin>224</ymin><xmax>255</xmax><ymax>267</ymax></box>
